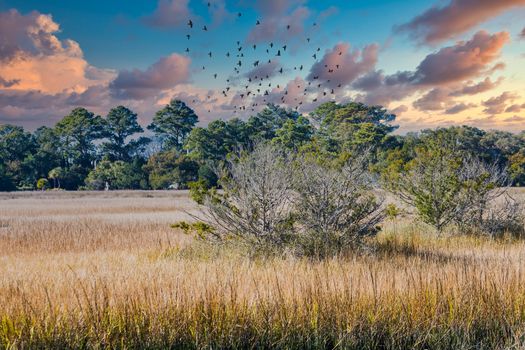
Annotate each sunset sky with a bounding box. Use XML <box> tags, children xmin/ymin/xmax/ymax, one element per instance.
<box><xmin>0</xmin><ymin>0</ymin><xmax>524</xmax><ymax>132</ymax></box>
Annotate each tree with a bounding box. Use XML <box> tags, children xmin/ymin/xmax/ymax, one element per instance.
<box><xmin>292</xmin><ymin>153</ymin><xmax>384</xmax><ymax>257</ymax></box>
<box><xmin>143</xmin><ymin>150</ymin><xmax>199</xmax><ymax>189</ymax></box>
<box><xmin>85</xmin><ymin>160</ymin><xmax>147</xmax><ymax>190</ymax></box>
<box><xmin>36</xmin><ymin>178</ymin><xmax>49</xmax><ymax>191</ymax></box>
<box><xmin>311</xmin><ymin>101</ymin><xmax>397</xmax><ymax>154</ymax></box>
<box><xmin>102</xmin><ymin>106</ymin><xmax>150</xmax><ymax>161</ymax></box>
<box><xmin>197</xmin><ymin>143</ymin><xmax>295</xmax><ymax>252</ymax></box>
<box><xmin>272</xmin><ymin>116</ymin><xmax>314</xmax><ymax>151</ymax></box>
<box><xmin>385</xmin><ymin>138</ymin><xmax>510</xmax><ymax>233</ymax></box>
<box><xmin>247</xmin><ymin>104</ymin><xmax>300</xmax><ymax>141</ymax></box>
<box><xmin>147</xmin><ymin>99</ymin><xmax>198</xmax><ymax>150</ymax></box>
<box><xmin>48</xmin><ymin>167</ymin><xmax>64</xmax><ymax>189</ymax></box>
<box><xmin>55</xmin><ymin>108</ymin><xmax>106</xmax><ymax>169</ymax></box>
<box><xmin>0</xmin><ymin>124</ymin><xmax>35</xmax><ymax>189</ymax></box>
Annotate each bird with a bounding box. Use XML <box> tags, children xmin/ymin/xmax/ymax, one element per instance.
<box><xmin>185</xmin><ymin>48</ymin><xmax>190</xmax><ymax>53</ymax></box>
<box><xmin>276</xmin><ymin>50</ymin><xmax>281</xmax><ymax>56</ymax></box>
<box><xmin>270</xmin><ymin>42</ymin><xmax>274</xmax><ymax>48</ymax></box>
<box><xmin>226</xmin><ymin>52</ymin><xmax>230</xmax><ymax>57</ymax></box>
<box><xmin>286</xmin><ymin>24</ymin><xmax>290</xmax><ymax>30</ymax></box>
<box><xmin>283</xmin><ymin>45</ymin><xmax>287</xmax><ymax>51</ymax></box>
<box><xmin>188</xmin><ymin>20</ymin><xmax>193</xmax><ymax>28</ymax></box>
<box><xmin>237</xmin><ymin>12</ymin><xmax>242</xmax><ymax>17</ymax></box>
<box><xmin>208</xmin><ymin>52</ymin><xmax>212</xmax><ymax>57</ymax></box>
<box><xmin>256</xmin><ymin>20</ymin><xmax>261</xmax><ymax>25</ymax></box>
<box><xmin>253</xmin><ymin>44</ymin><xmax>257</xmax><ymax>50</ymax></box>
<box><xmin>207</xmin><ymin>2</ymin><xmax>211</xmax><ymax>7</ymax></box>
<box><xmin>186</xmin><ymin>34</ymin><xmax>190</xmax><ymax>40</ymax></box>
<box><xmin>203</xmin><ymin>25</ymin><xmax>208</xmax><ymax>31</ymax></box>
<box><xmin>313</xmin><ymin>54</ymin><xmax>317</xmax><ymax>59</ymax></box>
<box><xmin>214</xmin><ymin>74</ymin><xmax>218</xmax><ymax>79</ymax></box>
<box><xmin>307</xmin><ymin>37</ymin><xmax>311</xmax><ymax>42</ymax></box>
<box><xmin>253</xmin><ymin>60</ymin><xmax>259</xmax><ymax>67</ymax></box>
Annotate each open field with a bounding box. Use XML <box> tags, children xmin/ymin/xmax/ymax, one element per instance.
<box><xmin>2</xmin><ymin>191</ymin><xmax>525</xmax><ymax>349</ymax></box>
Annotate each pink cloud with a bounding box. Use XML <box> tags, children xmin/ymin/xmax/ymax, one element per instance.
<box><xmin>482</xmin><ymin>91</ymin><xmax>519</xmax><ymax>114</ymax></box>
<box><xmin>396</xmin><ymin>0</ymin><xmax>525</xmax><ymax>45</ymax></box>
<box><xmin>412</xmin><ymin>31</ymin><xmax>509</xmax><ymax>85</ymax></box>
<box><xmin>143</xmin><ymin>0</ymin><xmax>192</xmax><ymax>28</ymax></box>
<box><xmin>307</xmin><ymin>42</ymin><xmax>379</xmax><ymax>89</ymax></box>
<box><xmin>110</xmin><ymin>53</ymin><xmax>191</xmax><ymax>100</ymax></box>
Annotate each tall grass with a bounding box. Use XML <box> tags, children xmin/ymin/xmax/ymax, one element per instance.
<box><xmin>2</xmin><ymin>191</ymin><xmax>525</xmax><ymax>349</ymax></box>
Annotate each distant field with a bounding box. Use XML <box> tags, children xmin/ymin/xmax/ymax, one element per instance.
<box><xmin>2</xmin><ymin>190</ymin><xmax>525</xmax><ymax>349</ymax></box>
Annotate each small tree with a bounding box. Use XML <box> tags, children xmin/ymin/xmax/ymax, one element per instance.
<box><xmin>199</xmin><ymin>143</ymin><xmax>294</xmax><ymax>252</ymax></box>
<box><xmin>36</xmin><ymin>178</ymin><xmax>49</xmax><ymax>191</ymax></box>
<box><xmin>386</xmin><ymin>143</ymin><xmax>521</xmax><ymax>235</ymax></box>
<box><xmin>292</xmin><ymin>153</ymin><xmax>384</xmax><ymax>257</ymax></box>
<box><xmin>48</xmin><ymin>167</ymin><xmax>64</xmax><ymax>189</ymax></box>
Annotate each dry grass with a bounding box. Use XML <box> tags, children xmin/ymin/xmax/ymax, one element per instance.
<box><xmin>2</xmin><ymin>190</ymin><xmax>525</xmax><ymax>349</ymax></box>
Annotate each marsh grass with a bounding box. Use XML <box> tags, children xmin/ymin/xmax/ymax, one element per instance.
<box><xmin>2</xmin><ymin>191</ymin><xmax>525</xmax><ymax>349</ymax></box>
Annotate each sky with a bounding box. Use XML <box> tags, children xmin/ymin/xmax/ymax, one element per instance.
<box><xmin>0</xmin><ymin>0</ymin><xmax>524</xmax><ymax>132</ymax></box>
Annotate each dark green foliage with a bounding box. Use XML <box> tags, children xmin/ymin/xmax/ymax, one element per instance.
<box><xmin>55</xmin><ymin>107</ymin><xmax>106</xmax><ymax>169</ymax></box>
<box><xmin>148</xmin><ymin>99</ymin><xmax>198</xmax><ymax>150</ymax></box>
<box><xmin>102</xmin><ymin>106</ymin><xmax>150</xmax><ymax>161</ymax></box>
<box><xmin>143</xmin><ymin>150</ymin><xmax>199</xmax><ymax>189</ymax></box>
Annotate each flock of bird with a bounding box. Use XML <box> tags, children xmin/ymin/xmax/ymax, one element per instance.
<box><xmin>184</xmin><ymin>4</ymin><xmax>345</xmax><ymax>114</ymax></box>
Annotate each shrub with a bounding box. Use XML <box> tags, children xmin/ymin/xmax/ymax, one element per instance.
<box><xmin>292</xmin><ymin>153</ymin><xmax>384</xmax><ymax>257</ymax></box>
<box><xmin>36</xmin><ymin>178</ymin><xmax>49</xmax><ymax>191</ymax></box>
<box><xmin>198</xmin><ymin>143</ymin><xmax>295</xmax><ymax>253</ymax></box>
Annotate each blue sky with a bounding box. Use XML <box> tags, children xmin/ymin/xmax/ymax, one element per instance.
<box><xmin>0</xmin><ymin>0</ymin><xmax>524</xmax><ymax>131</ymax></box>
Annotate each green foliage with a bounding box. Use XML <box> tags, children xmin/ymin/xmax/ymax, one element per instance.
<box><xmin>36</xmin><ymin>178</ymin><xmax>49</xmax><ymax>191</ymax></box>
<box><xmin>148</xmin><ymin>99</ymin><xmax>198</xmax><ymax>150</ymax></box>
<box><xmin>101</xmin><ymin>106</ymin><xmax>149</xmax><ymax>161</ymax></box>
<box><xmin>55</xmin><ymin>107</ymin><xmax>106</xmax><ymax>169</ymax></box>
<box><xmin>272</xmin><ymin>116</ymin><xmax>314</xmax><ymax>151</ymax></box>
<box><xmin>143</xmin><ymin>150</ymin><xmax>199</xmax><ymax>189</ymax></box>
<box><xmin>85</xmin><ymin>160</ymin><xmax>147</xmax><ymax>190</ymax></box>
<box><xmin>171</xmin><ymin>221</ymin><xmax>215</xmax><ymax>238</ymax></box>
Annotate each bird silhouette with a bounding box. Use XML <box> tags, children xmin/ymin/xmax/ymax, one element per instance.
<box><xmin>203</xmin><ymin>25</ymin><xmax>208</xmax><ymax>31</ymax></box>
<box><xmin>186</xmin><ymin>34</ymin><xmax>190</xmax><ymax>40</ymax></box>
<box><xmin>188</xmin><ymin>20</ymin><xmax>193</xmax><ymax>28</ymax></box>
<box><xmin>256</xmin><ymin>20</ymin><xmax>261</xmax><ymax>25</ymax></box>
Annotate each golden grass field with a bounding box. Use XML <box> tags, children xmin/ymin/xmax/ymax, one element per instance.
<box><xmin>2</xmin><ymin>190</ymin><xmax>525</xmax><ymax>349</ymax></box>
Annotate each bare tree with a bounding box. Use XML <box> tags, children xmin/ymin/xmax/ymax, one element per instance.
<box><xmin>200</xmin><ymin>143</ymin><xmax>295</xmax><ymax>251</ymax></box>
<box><xmin>292</xmin><ymin>153</ymin><xmax>384</xmax><ymax>257</ymax></box>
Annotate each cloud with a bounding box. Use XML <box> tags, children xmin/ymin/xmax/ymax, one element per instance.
<box><xmin>353</xmin><ymin>31</ymin><xmax>509</xmax><ymax>108</ymax></box>
<box><xmin>505</xmin><ymin>103</ymin><xmax>525</xmax><ymax>113</ymax></box>
<box><xmin>307</xmin><ymin>42</ymin><xmax>379</xmax><ymax>89</ymax></box>
<box><xmin>0</xmin><ymin>9</ymin><xmax>115</xmax><ymax>94</ymax></box>
<box><xmin>143</xmin><ymin>0</ymin><xmax>192</xmax><ymax>28</ymax></box>
<box><xmin>110</xmin><ymin>53</ymin><xmax>191</xmax><ymax>100</ymax></box>
<box><xmin>413</xmin><ymin>88</ymin><xmax>451</xmax><ymax>111</ymax></box>
<box><xmin>0</xmin><ymin>76</ymin><xmax>20</xmax><ymax>87</ymax></box>
<box><xmin>246</xmin><ymin>6</ymin><xmax>310</xmax><ymax>44</ymax></box>
<box><xmin>396</xmin><ymin>0</ymin><xmax>525</xmax><ymax>45</ymax></box>
<box><xmin>244</xmin><ymin>60</ymin><xmax>281</xmax><ymax>80</ymax></box>
<box><xmin>391</xmin><ymin>105</ymin><xmax>408</xmax><ymax>116</ymax></box>
<box><xmin>207</xmin><ymin>0</ymin><xmax>233</xmax><ymax>26</ymax></box>
<box><xmin>450</xmin><ymin>77</ymin><xmax>503</xmax><ymax>96</ymax></box>
<box><xmin>411</xmin><ymin>31</ymin><xmax>509</xmax><ymax>85</ymax></box>
<box><xmin>482</xmin><ymin>91</ymin><xmax>519</xmax><ymax>114</ymax></box>
<box><xmin>445</xmin><ymin>102</ymin><xmax>476</xmax><ymax>114</ymax></box>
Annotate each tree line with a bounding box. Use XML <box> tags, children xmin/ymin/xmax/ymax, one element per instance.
<box><xmin>2</xmin><ymin>98</ymin><xmax>525</xmax><ymax>192</ymax></box>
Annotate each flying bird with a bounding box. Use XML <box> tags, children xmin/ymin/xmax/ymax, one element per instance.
<box><xmin>203</xmin><ymin>25</ymin><xmax>208</xmax><ymax>31</ymax></box>
<box><xmin>188</xmin><ymin>20</ymin><xmax>193</xmax><ymax>28</ymax></box>
<box><xmin>256</xmin><ymin>20</ymin><xmax>261</xmax><ymax>25</ymax></box>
